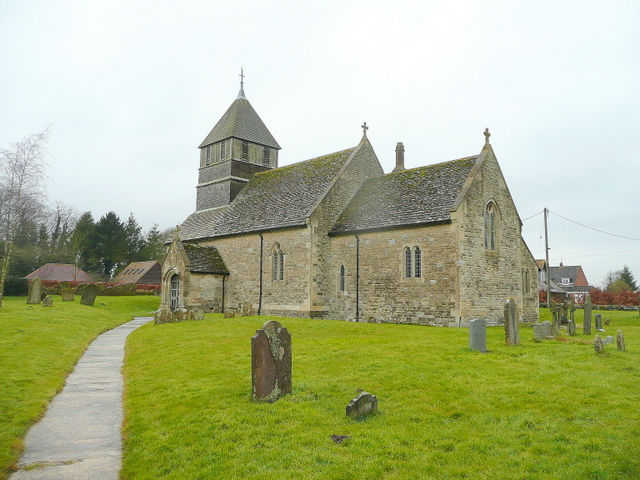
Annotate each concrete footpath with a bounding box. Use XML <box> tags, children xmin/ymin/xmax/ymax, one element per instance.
<box><xmin>10</xmin><ymin>317</ymin><xmax>153</xmax><ymax>480</ymax></box>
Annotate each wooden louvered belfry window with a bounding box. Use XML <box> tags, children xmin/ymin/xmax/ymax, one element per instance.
<box><xmin>242</xmin><ymin>140</ymin><xmax>249</xmax><ymax>160</ymax></box>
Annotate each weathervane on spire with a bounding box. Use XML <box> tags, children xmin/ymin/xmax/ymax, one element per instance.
<box><xmin>484</xmin><ymin>127</ymin><xmax>491</xmax><ymax>146</ymax></box>
<box><xmin>238</xmin><ymin>67</ymin><xmax>246</xmax><ymax>99</ymax></box>
<box><xmin>361</xmin><ymin>122</ymin><xmax>369</xmax><ymax>138</ymax></box>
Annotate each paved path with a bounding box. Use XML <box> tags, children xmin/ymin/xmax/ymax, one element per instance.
<box><xmin>10</xmin><ymin>317</ymin><xmax>153</xmax><ymax>480</ymax></box>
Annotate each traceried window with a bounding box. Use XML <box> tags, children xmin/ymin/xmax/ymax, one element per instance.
<box><xmin>484</xmin><ymin>202</ymin><xmax>499</xmax><ymax>250</ymax></box>
<box><xmin>339</xmin><ymin>265</ymin><xmax>346</xmax><ymax>292</ymax></box>
<box><xmin>272</xmin><ymin>243</ymin><xmax>284</xmax><ymax>281</ymax></box>
<box><xmin>263</xmin><ymin>147</ymin><xmax>270</xmax><ymax>166</ymax></box>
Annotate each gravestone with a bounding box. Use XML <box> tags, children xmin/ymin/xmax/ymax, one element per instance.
<box><xmin>188</xmin><ymin>308</ymin><xmax>205</xmax><ymax>321</ymax></box>
<box><xmin>603</xmin><ymin>336</ymin><xmax>614</xmax><ymax>345</ymax></box>
<box><xmin>173</xmin><ymin>307</ymin><xmax>189</xmax><ymax>322</ymax></box>
<box><xmin>583</xmin><ymin>294</ymin><xmax>592</xmax><ymax>335</ymax></box>
<box><xmin>595</xmin><ymin>314</ymin><xmax>604</xmax><ymax>332</ymax></box>
<box><xmin>224</xmin><ymin>308</ymin><xmax>237</xmax><ymax>318</ymax></box>
<box><xmin>154</xmin><ymin>306</ymin><xmax>173</xmax><ymax>324</ymax></box>
<box><xmin>42</xmin><ymin>295</ymin><xmax>53</xmax><ymax>307</ymax></box>
<box><xmin>238</xmin><ymin>302</ymin><xmax>254</xmax><ymax>317</ymax></box>
<box><xmin>27</xmin><ymin>277</ymin><xmax>42</xmax><ymax>304</ymax></box>
<box><xmin>469</xmin><ymin>319</ymin><xmax>487</xmax><ymax>352</ymax></box>
<box><xmin>533</xmin><ymin>322</ymin><xmax>552</xmax><ymax>342</ymax></box>
<box><xmin>251</xmin><ymin>320</ymin><xmax>292</xmax><ymax>402</ymax></box>
<box><xmin>594</xmin><ymin>335</ymin><xmax>604</xmax><ymax>354</ymax></box>
<box><xmin>61</xmin><ymin>287</ymin><xmax>74</xmax><ymax>301</ymax></box>
<box><xmin>567</xmin><ymin>318</ymin><xmax>577</xmax><ymax>336</ymax></box>
<box><xmin>569</xmin><ymin>298</ymin><xmax>576</xmax><ymax>324</ymax></box>
<box><xmin>604</xmin><ymin>317</ymin><xmax>611</xmax><ymax>326</ymax></box>
<box><xmin>346</xmin><ymin>391</ymin><xmax>378</xmax><ymax>419</ymax></box>
<box><xmin>504</xmin><ymin>298</ymin><xmax>520</xmax><ymax>346</ymax></box>
<box><xmin>80</xmin><ymin>284</ymin><xmax>98</xmax><ymax>306</ymax></box>
<box><xmin>616</xmin><ymin>330</ymin><xmax>626</xmax><ymax>351</ymax></box>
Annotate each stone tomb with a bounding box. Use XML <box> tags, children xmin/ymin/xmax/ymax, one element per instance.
<box><xmin>80</xmin><ymin>284</ymin><xmax>98</xmax><ymax>306</ymax></box>
<box><xmin>346</xmin><ymin>391</ymin><xmax>378</xmax><ymax>419</ymax></box>
<box><xmin>27</xmin><ymin>277</ymin><xmax>42</xmax><ymax>305</ymax></box>
<box><xmin>468</xmin><ymin>319</ymin><xmax>486</xmax><ymax>352</ymax></box>
<box><xmin>251</xmin><ymin>320</ymin><xmax>292</xmax><ymax>403</ymax></box>
<box><xmin>504</xmin><ymin>298</ymin><xmax>520</xmax><ymax>346</ymax></box>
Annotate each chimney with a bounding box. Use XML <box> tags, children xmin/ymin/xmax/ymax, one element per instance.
<box><xmin>392</xmin><ymin>142</ymin><xmax>405</xmax><ymax>173</ymax></box>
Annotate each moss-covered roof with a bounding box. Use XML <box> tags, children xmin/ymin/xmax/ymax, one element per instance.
<box><xmin>331</xmin><ymin>155</ymin><xmax>479</xmax><ymax>234</ymax></box>
<box><xmin>183</xmin><ymin>244</ymin><xmax>229</xmax><ymax>274</ymax></box>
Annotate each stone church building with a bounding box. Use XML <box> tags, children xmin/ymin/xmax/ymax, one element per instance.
<box><xmin>162</xmin><ymin>82</ymin><xmax>539</xmax><ymax>326</ymax></box>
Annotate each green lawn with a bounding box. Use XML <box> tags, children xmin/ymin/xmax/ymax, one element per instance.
<box><xmin>122</xmin><ymin>310</ymin><xmax>640</xmax><ymax>480</ymax></box>
<box><xmin>0</xmin><ymin>295</ymin><xmax>160</xmax><ymax>479</ymax></box>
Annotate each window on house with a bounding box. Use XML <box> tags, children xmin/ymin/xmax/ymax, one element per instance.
<box><xmin>484</xmin><ymin>202</ymin><xmax>498</xmax><ymax>250</ymax></box>
<box><xmin>263</xmin><ymin>148</ymin><xmax>270</xmax><ymax>166</ymax></box>
<box><xmin>562</xmin><ymin>278</ymin><xmax>570</xmax><ymax>285</ymax></box>
<box><xmin>340</xmin><ymin>265</ymin><xmax>346</xmax><ymax>292</ymax></box>
<box><xmin>404</xmin><ymin>247</ymin><xmax>412</xmax><ymax>278</ymax></box>
<box><xmin>242</xmin><ymin>141</ymin><xmax>249</xmax><ymax>160</ymax></box>
<box><xmin>414</xmin><ymin>247</ymin><xmax>422</xmax><ymax>278</ymax></box>
<box><xmin>272</xmin><ymin>243</ymin><xmax>284</xmax><ymax>281</ymax></box>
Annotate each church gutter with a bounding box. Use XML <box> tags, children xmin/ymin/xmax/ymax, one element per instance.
<box><xmin>258</xmin><ymin>233</ymin><xmax>264</xmax><ymax>315</ymax></box>
<box><xmin>221</xmin><ymin>275</ymin><xmax>226</xmax><ymax>314</ymax></box>
<box><xmin>355</xmin><ymin>234</ymin><xmax>360</xmax><ymax>322</ymax></box>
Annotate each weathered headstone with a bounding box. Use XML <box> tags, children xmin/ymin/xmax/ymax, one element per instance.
<box><xmin>603</xmin><ymin>335</ymin><xmax>614</xmax><ymax>345</ymax></box>
<box><xmin>346</xmin><ymin>391</ymin><xmax>378</xmax><ymax>419</ymax></box>
<box><xmin>42</xmin><ymin>295</ymin><xmax>53</xmax><ymax>307</ymax></box>
<box><xmin>173</xmin><ymin>307</ymin><xmax>189</xmax><ymax>322</ymax></box>
<box><xmin>27</xmin><ymin>277</ymin><xmax>42</xmax><ymax>304</ymax></box>
<box><xmin>251</xmin><ymin>320</ymin><xmax>292</xmax><ymax>402</ymax></box>
<box><xmin>154</xmin><ymin>306</ymin><xmax>173</xmax><ymax>324</ymax></box>
<box><xmin>583</xmin><ymin>294</ymin><xmax>592</xmax><ymax>335</ymax></box>
<box><xmin>61</xmin><ymin>287</ymin><xmax>74</xmax><ymax>301</ymax></box>
<box><xmin>469</xmin><ymin>319</ymin><xmax>487</xmax><ymax>352</ymax></box>
<box><xmin>604</xmin><ymin>317</ymin><xmax>611</xmax><ymax>326</ymax></box>
<box><xmin>238</xmin><ymin>302</ymin><xmax>254</xmax><ymax>317</ymax></box>
<box><xmin>594</xmin><ymin>335</ymin><xmax>604</xmax><ymax>354</ymax></box>
<box><xmin>595</xmin><ymin>314</ymin><xmax>603</xmax><ymax>332</ymax></box>
<box><xmin>616</xmin><ymin>330</ymin><xmax>626</xmax><ymax>351</ymax></box>
<box><xmin>188</xmin><ymin>308</ymin><xmax>205</xmax><ymax>321</ymax></box>
<box><xmin>224</xmin><ymin>308</ymin><xmax>237</xmax><ymax>318</ymax></box>
<box><xmin>567</xmin><ymin>318</ymin><xmax>577</xmax><ymax>336</ymax></box>
<box><xmin>534</xmin><ymin>322</ymin><xmax>549</xmax><ymax>342</ymax></box>
<box><xmin>79</xmin><ymin>284</ymin><xmax>98</xmax><ymax>306</ymax></box>
<box><xmin>504</xmin><ymin>298</ymin><xmax>520</xmax><ymax>345</ymax></box>
<box><xmin>569</xmin><ymin>298</ymin><xmax>576</xmax><ymax>324</ymax></box>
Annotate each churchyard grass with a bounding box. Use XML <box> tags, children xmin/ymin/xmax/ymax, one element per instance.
<box><xmin>123</xmin><ymin>310</ymin><xmax>640</xmax><ymax>480</ymax></box>
<box><xmin>0</xmin><ymin>295</ymin><xmax>160</xmax><ymax>479</ymax></box>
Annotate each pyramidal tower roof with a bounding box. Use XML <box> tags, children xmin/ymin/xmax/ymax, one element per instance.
<box><xmin>199</xmin><ymin>75</ymin><xmax>281</xmax><ymax>150</ymax></box>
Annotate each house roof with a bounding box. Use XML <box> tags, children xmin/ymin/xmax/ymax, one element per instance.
<box><xmin>549</xmin><ymin>265</ymin><xmax>584</xmax><ymax>283</ymax></box>
<box><xmin>24</xmin><ymin>264</ymin><xmax>93</xmax><ymax>282</ymax></box>
<box><xmin>331</xmin><ymin>155</ymin><xmax>479</xmax><ymax>235</ymax></box>
<box><xmin>113</xmin><ymin>261</ymin><xmax>161</xmax><ymax>284</ymax></box>
<box><xmin>183</xmin><ymin>244</ymin><xmax>229</xmax><ymax>274</ymax></box>
<box><xmin>199</xmin><ymin>94</ymin><xmax>280</xmax><ymax>149</ymax></box>
<box><xmin>180</xmin><ymin>145</ymin><xmax>359</xmax><ymax>240</ymax></box>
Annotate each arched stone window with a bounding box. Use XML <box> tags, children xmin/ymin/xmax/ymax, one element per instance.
<box><xmin>523</xmin><ymin>269</ymin><xmax>531</xmax><ymax>294</ymax></box>
<box><xmin>339</xmin><ymin>265</ymin><xmax>346</xmax><ymax>292</ymax></box>
<box><xmin>272</xmin><ymin>243</ymin><xmax>284</xmax><ymax>281</ymax></box>
<box><xmin>484</xmin><ymin>201</ymin><xmax>499</xmax><ymax>250</ymax></box>
<box><xmin>414</xmin><ymin>247</ymin><xmax>422</xmax><ymax>278</ymax></box>
<box><xmin>169</xmin><ymin>274</ymin><xmax>180</xmax><ymax>311</ymax></box>
<box><xmin>404</xmin><ymin>247</ymin><xmax>412</xmax><ymax>278</ymax></box>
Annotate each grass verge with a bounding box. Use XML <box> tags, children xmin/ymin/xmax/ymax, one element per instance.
<box><xmin>0</xmin><ymin>295</ymin><xmax>160</xmax><ymax>479</ymax></box>
<box><xmin>122</xmin><ymin>310</ymin><xmax>640</xmax><ymax>479</ymax></box>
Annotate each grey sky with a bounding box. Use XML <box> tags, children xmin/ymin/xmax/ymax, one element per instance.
<box><xmin>1</xmin><ymin>0</ymin><xmax>638</xmax><ymax>287</ymax></box>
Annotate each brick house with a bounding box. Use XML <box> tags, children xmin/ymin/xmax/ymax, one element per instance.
<box><xmin>162</xmin><ymin>83</ymin><xmax>538</xmax><ymax>326</ymax></box>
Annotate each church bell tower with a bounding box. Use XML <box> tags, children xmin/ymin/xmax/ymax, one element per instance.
<box><xmin>195</xmin><ymin>70</ymin><xmax>281</xmax><ymax>211</ymax></box>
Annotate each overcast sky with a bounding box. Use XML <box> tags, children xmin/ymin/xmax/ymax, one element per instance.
<box><xmin>1</xmin><ymin>0</ymin><xmax>638</xmax><ymax>287</ymax></box>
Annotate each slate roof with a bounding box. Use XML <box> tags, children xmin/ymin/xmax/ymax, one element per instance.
<box><xmin>25</xmin><ymin>264</ymin><xmax>93</xmax><ymax>282</ymax></box>
<box><xmin>199</xmin><ymin>95</ymin><xmax>280</xmax><ymax>149</ymax></box>
<box><xmin>549</xmin><ymin>265</ymin><xmax>584</xmax><ymax>285</ymax></box>
<box><xmin>113</xmin><ymin>261</ymin><xmax>161</xmax><ymax>284</ymax></box>
<box><xmin>180</xmin><ymin>147</ymin><xmax>358</xmax><ymax>240</ymax></box>
<box><xmin>331</xmin><ymin>155</ymin><xmax>479</xmax><ymax>235</ymax></box>
<box><xmin>183</xmin><ymin>244</ymin><xmax>229</xmax><ymax>274</ymax></box>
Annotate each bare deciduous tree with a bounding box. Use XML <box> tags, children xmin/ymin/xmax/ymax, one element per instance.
<box><xmin>0</xmin><ymin>129</ymin><xmax>50</xmax><ymax>302</ymax></box>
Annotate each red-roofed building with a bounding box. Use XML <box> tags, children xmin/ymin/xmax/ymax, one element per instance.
<box><xmin>25</xmin><ymin>264</ymin><xmax>93</xmax><ymax>282</ymax></box>
<box><xmin>113</xmin><ymin>261</ymin><xmax>161</xmax><ymax>285</ymax></box>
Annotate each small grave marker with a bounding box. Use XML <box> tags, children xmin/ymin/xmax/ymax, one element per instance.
<box><xmin>346</xmin><ymin>392</ymin><xmax>378</xmax><ymax>419</ymax></box>
<box><xmin>80</xmin><ymin>284</ymin><xmax>98</xmax><ymax>306</ymax></box>
<box><xmin>42</xmin><ymin>295</ymin><xmax>53</xmax><ymax>307</ymax></box>
<box><xmin>469</xmin><ymin>319</ymin><xmax>486</xmax><ymax>352</ymax></box>
<box><xmin>595</xmin><ymin>314</ymin><xmax>604</xmax><ymax>332</ymax></box>
<box><xmin>594</xmin><ymin>335</ymin><xmax>604</xmax><ymax>354</ymax></box>
<box><xmin>583</xmin><ymin>294</ymin><xmax>592</xmax><ymax>335</ymax></box>
<box><xmin>616</xmin><ymin>330</ymin><xmax>626</xmax><ymax>351</ymax></box>
<box><xmin>61</xmin><ymin>287</ymin><xmax>74</xmax><ymax>301</ymax></box>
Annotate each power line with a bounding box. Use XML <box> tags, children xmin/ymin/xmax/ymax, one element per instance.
<box><xmin>521</xmin><ymin>210</ymin><xmax>543</xmax><ymax>222</ymax></box>
<box><xmin>549</xmin><ymin>210</ymin><xmax>640</xmax><ymax>242</ymax></box>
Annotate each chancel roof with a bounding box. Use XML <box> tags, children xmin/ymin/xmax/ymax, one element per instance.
<box><xmin>331</xmin><ymin>155</ymin><xmax>479</xmax><ymax>235</ymax></box>
<box><xmin>183</xmin><ymin>244</ymin><xmax>229</xmax><ymax>274</ymax></box>
<box><xmin>199</xmin><ymin>95</ymin><xmax>280</xmax><ymax>149</ymax></box>
<box><xmin>181</xmin><ymin>147</ymin><xmax>358</xmax><ymax>240</ymax></box>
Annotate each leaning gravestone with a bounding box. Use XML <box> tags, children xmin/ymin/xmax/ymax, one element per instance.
<box><xmin>594</xmin><ymin>335</ymin><xmax>604</xmax><ymax>354</ymax></box>
<box><xmin>595</xmin><ymin>314</ymin><xmax>604</xmax><ymax>332</ymax></box>
<box><xmin>469</xmin><ymin>319</ymin><xmax>486</xmax><ymax>352</ymax></box>
<box><xmin>504</xmin><ymin>298</ymin><xmax>520</xmax><ymax>346</ymax></box>
<box><xmin>27</xmin><ymin>277</ymin><xmax>42</xmax><ymax>304</ymax></box>
<box><xmin>616</xmin><ymin>330</ymin><xmax>626</xmax><ymax>351</ymax></box>
<box><xmin>346</xmin><ymin>391</ymin><xmax>378</xmax><ymax>419</ymax></box>
<box><xmin>61</xmin><ymin>287</ymin><xmax>74</xmax><ymax>301</ymax></box>
<box><xmin>42</xmin><ymin>295</ymin><xmax>53</xmax><ymax>307</ymax></box>
<box><xmin>583</xmin><ymin>294</ymin><xmax>593</xmax><ymax>335</ymax></box>
<box><xmin>79</xmin><ymin>284</ymin><xmax>98</xmax><ymax>306</ymax></box>
<box><xmin>251</xmin><ymin>320</ymin><xmax>292</xmax><ymax>402</ymax></box>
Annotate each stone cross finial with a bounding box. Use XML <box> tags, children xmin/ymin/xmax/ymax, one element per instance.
<box><xmin>361</xmin><ymin>122</ymin><xmax>369</xmax><ymax>137</ymax></box>
<box><xmin>484</xmin><ymin>128</ymin><xmax>491</xmax><ymax>145</ymax></box>
<box><xmin>239</xmin><ymin>67</ymin><xmax>245</xmax><ymax>88</ymax></box>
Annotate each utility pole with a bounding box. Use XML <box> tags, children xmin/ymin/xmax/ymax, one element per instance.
<box><xmin>544</xmin><ymin>207</ymin><xmax>551</xmax><ymax>309</ymax></box>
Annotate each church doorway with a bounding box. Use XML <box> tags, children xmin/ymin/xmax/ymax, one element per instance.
<box><xmin>170</xmin><ymin>274</ymin><xmax>180</xmax><ymax>310</ymax></box>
